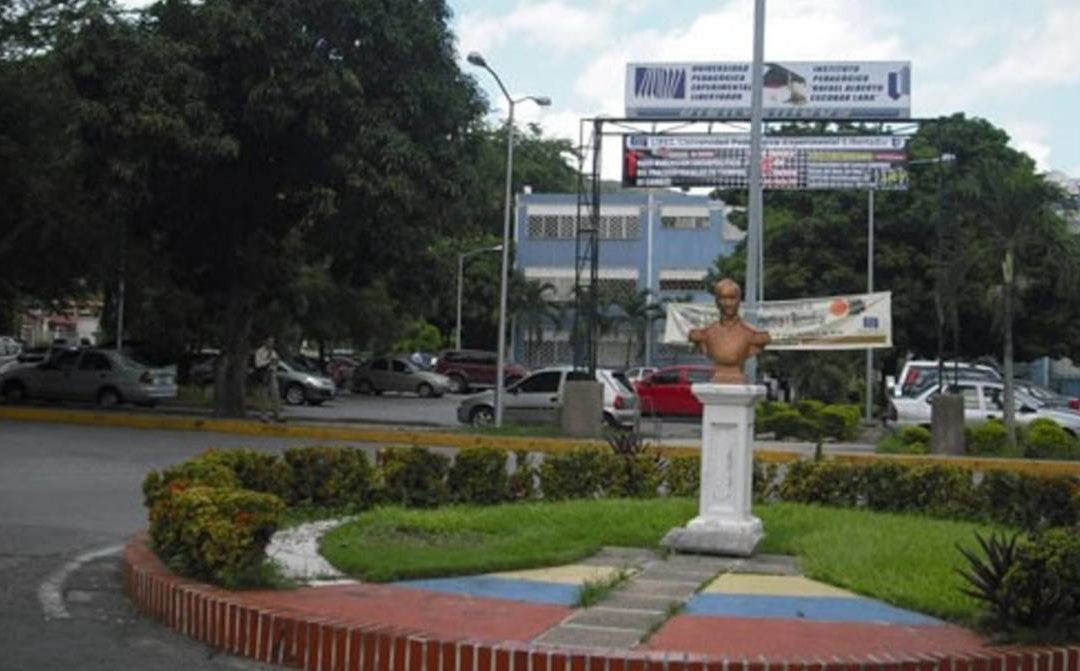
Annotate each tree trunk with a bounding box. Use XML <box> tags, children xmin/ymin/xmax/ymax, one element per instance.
<box><xmin>1002</xmin><ymin>247</ymin><xmax>1016</xmax><ymax>449</ymax></box>
<box><xmin>214</xmin><ymin>285</ymin><xmax>254</xmax><ymax>418</ymax></box>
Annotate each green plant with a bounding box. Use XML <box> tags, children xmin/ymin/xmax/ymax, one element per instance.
<box><xmin>604</xmin><ymin>431</ymin><xmax>662</xmax><ymax>498</ymax></box>
<box><xmin>752</xmin><ymin>460</ymin><xmax>780</xmax><ymax>501</ymax></box>
<box><xmin>968</xmin><ymin>421</ymin><xmax>1010</xmax><ymax>455</ymax></box>
<box><xmin>901</xmin><ymin>425</ymin><xmax>932</xmax><ymax>446</ymax></box>
<box><xmin>149</xmin><ymin>485</ymin><xmax>284</xmax><ymax>585</ymax></box>
<box><xmin>142</xmin><ymin>459</ymin><xmax>240</xmax><ymax>509</ymax></box>
<box><xmin>997</xmin><ymin>527</ymin><xmax>1080</xmax><ymax>631</ymax></box>
<box><xmin>793</xmin><ymin>399</ymin><xmax>826</xmax><ymax>419</ymax></box>
<box><xmin>778</xmin><ymin>460</ymin><xmax>862</xmax><ymax>506</ymax></box>
<box><xmin>758</xmin><ymin>408</ymin><xmax>818</xmax><ymax>441</ymax></box>
<box><xmin>575</xmin><ymin>567</ymin><xmax>633</xmax><ymax>607</ymax></box>
<box><xmin>538</xmin><ymin>449</ymin><xmax>617</xmax><ymax>500</ymax></box>
<box><xmin>1023</xmin><ymin>419</ymin><xmax>1079</xmax><ymax>460</ymax></box>
<box><xmin>282</xmin><ymin>446</ymin><xmax>377</xmax><ymax>509</ymax></box>
<box><xmin>379</xmin><ymin>447</ymin><xmax>451</xmax><ymax>508</ymax></box>
<box><xmin>977</xmin><ymin>470</ymin><xmax>1080</xmax><ymax>531</ymax></box>
<box><xmin>448</xmin><ymin>447</ymin><xmax>509</xmax><ymax>505</ymax></box>
<box><xmin>820</xmin><ymin>404</ymin><xmax>861</xmax><ymax>441</ymax></box>
<box><xmin>196</xmin><ymin>449</ymin><xmax>293</xmax><ymax>499</ymax></box>
<box><xmin>665</xmin><ymin>456</ymin><xmax>700</xmax><ymax>497</ymax></box>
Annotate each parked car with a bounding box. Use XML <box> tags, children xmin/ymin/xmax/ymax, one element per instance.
<box><xmin>0</xmin><ymin>348</ymin><xmax>177</xmax><ymax>407</ymax></box>
<box><xmin>1018</xmin><ymin>382</ymin><xmax>1080</xmax><ymax>411</ymax></box>
<box><xmin>886</xmin><ymin>380</ymin><xmax>1080</xmax><ymax>435</ymax></box>
<box><xmin>325</xmin><ymin>355</ymin><xmax>360</xmax><ymax>389</ymax></box>
<box><xmin>275</xmin><ymin>357</ymin><xmax>336</xmax><ymax>406</ymax></box>
<box><xmin>892</xmin><ymin>360</ymin><xmax>1001</xmax><ymax>398</ymax></box>
<box><xmin>456</xmin><ymin>366</ymin><xmax>639</xmax><ymax>429</ymax></box>
<box><xmin>623</xmin><ymin>366</ymin><xmax>658</xmax><ymax>385</ymax></box>
<box><xmin>435</xmin><ymin>349</ymin><xmax>529</xmax><ymax>393</ymax></box>
<box><xmin>634</xmin><ymin>365</ymin><xmax>714</xmax><ymax>417</ymax></box>
<box><xmin>352</xmin><ymin>355</ymin><xmax>453</xmax><ymax>397</ymax></box>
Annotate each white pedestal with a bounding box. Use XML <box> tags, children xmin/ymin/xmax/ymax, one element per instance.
<box><xmin>662</xmin><ymin>383</ymin><xmax>765</xmax><ymax>557</ymax></box>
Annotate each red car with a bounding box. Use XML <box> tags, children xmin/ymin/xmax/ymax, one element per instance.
<box><xmin>435</xmin><ymin>349</ymin><xmax>529</xmax><ymax>394</ymax></box>
<box><xmin>634</xmin><ymin>365</ymin><xmax>714</xmax><ymax>417</ymax></box>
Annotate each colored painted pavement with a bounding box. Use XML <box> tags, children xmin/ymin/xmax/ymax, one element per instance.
<box><xmin>393</xmin><ymin>563</ymin><xmax>630</xmax><ymax>606</ymax></box>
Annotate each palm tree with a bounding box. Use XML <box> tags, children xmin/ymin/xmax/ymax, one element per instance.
<box><xmin>510</xmin><ymin>281</ymin><xmax>561</xmax><ymax>366</ymax></box>
<box><xmin>612</xmin><ymin>289</ymin><xmax>665</xmax><ymax>367</ymax></box>
<box><xmin>970</xmin><ymin>159</ymin><xmax>1069</xmax><ymax>448</ymax></box>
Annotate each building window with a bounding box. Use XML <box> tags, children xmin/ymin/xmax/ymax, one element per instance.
<box><xmin>527</xmin><ymin>214</ymin><xmax>641</xmax><ymax>240</ymax></box>
<box><xmin>661</xmin><ymin>216</ymin><xmax>709</xmax><ymax>230</ymax></box>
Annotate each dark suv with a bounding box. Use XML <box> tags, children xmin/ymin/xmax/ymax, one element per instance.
<box><xmin>435</xmin><ymin>349</ymin><xmax>528</xmax><ymax>394</ymax></box>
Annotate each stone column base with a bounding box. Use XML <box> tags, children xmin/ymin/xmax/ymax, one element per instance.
<box><xmin>661</xmin><ymin>515</ymin><xmax>764</xmax><ymax>557</ymax></box>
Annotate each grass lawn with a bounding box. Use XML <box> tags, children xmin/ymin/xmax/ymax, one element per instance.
<box><xmin>320</xmin><ymin>499</ymin><xmax>1005</xmax><ymax>623</ymax></box>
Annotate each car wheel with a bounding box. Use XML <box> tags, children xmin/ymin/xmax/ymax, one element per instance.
<box><xmin>2</xmin><ymin>380</ymin><xmax>26</xmax><ymax>403</ymax></box>
<box><xmin>285</xmin><ymin>383</ymin><xmax>306</xmax><ymax>406</ymax></box>
<box><xmin>469</xmin><ymin>405</ymin><xmax>495</xmax><ymax>427</ymax></box>
<box><xmin>357</xmin><ymin>379</ymin><xmax>375</xmax><ymax>395</ymax></box>
<box><xmin>449</xmin><ymin>374</ymin><xmax>468</xmax><ymax>394</ymax></box>
<box><xmin>417</xmin><ymin>382</ymin><xmax>434</xmax><ymax>398</ymax></box>
<box><xmin>97</xmin><ymin>387</ymin><xmax>122</xmax><ymax>408</ymax></box>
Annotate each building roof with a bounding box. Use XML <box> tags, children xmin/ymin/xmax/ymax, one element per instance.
<box><xmin>519</xmin><ymin>191</ymin><xmax>724</xmax><ymax>207</ymax></box>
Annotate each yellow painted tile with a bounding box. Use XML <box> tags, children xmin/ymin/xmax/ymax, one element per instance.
<box><xmin>490</xmin><ymin>564</ymin><xmax>633</xmax><ymax>585</ymax></box>
<box><xmin>702</xmin><ymin>574</ymin><xmax>855</xmax><ymax>598</ymax></box>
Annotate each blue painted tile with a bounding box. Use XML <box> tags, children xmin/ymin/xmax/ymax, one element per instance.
<box><xmin>393</xmin><ymin>576</ymin><xmax>579</xmax><ymax>606</ymax></box>
<box><xmin>683</xmin><ymin>593</ymin><xmax>942</xmax><ymax>626</ymax></box>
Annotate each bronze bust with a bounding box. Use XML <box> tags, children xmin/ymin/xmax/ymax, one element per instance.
<box><xmin>688</xmin><ymin>278</ymin><xmax>771</xmax><ymax>384</ymax></box>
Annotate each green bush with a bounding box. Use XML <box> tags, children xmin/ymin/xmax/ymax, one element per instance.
<box><xmin>968</xmin><ymin>421</ymin><xmax>1010</xmax><ymax>455</ymax></box>
<box><xmin>538</xmin><ymin>450</ymin><xmax>617</xmax><ymax>500</ymax></box>
<box><xmin>448</xmin><ymin>447</ymin><xmax>509</xmax><ymax>504</ymax></box>
<box><xmin>752</xmin><ymin>460</ymin><xmax>780</xmax><ymax>501</ymax></box>
<box><xmin>861</xmin><ymin>463</ymin><xmax>976</xmax><ymax>517</ymax></box>
<box><xmin>901</xmin><ymin>425</ymin><xmax>932</xmax><ymax>446</ymax></box>
<box><xmin>149</xmin><ymin>485</ymin><xmax>284</xmax><ymax>584</ymax></box>
<box><xmin>997</xmin><ymin>527</ymin><xmax>1080</xmax><ymax>630</ymax></box>
<box><xmin>282</xmin><ymin>446</ymin><xmax>377</xmax><ymax>509</ymax></box>
<box><xmin>1023</xmin><ymin>419</ymin><xmax>1080</xmax><ymax>461</ymax></box>
<box><xmin>608</xmin><ymin>455</ymin><xmax>663</xmax><ymax>498</ymax></box>
<box><xmin>820</xmin><ymin>404</ymin><xmax>861</xmax><ymax>441</ymax></box>
<box><xmin>978</xmin><ymin>470</ymin><xmax>1080</xmax><ymax>531</ymax></box>
<box><xmin>778</xmin><ymin>460</ymin><xmax>862</xmax><ymax>506</ymax></box>
<box><xmin>876</xmin><ymin>432</ymin><xmax>929</xmax><ymax>454</ymax></box>
<box><xmin>379</xmin><ymin>447</ymin><xmax>450</xmax><ymax>508</ymax></box>
<box><xmin>665</xmin><ymin>456</ymin><xmax>700</xmax><ymax>497</ymax></box>
<box><xmin>793</xmin><ymin>399</ymin><xmax>826</xmax><ymax>419</ymax></box>
<box><xmin>142</xmin><ymin>459</ymin><xmax>240</xmax><ymax>509</ymax></box>
<box><xmin>196</xmin><ymin>449</ymin><xmax>293</xmax><ymax>499</ymax></box>
<box><xmin>759</xmin><ymin>408</ymin><xmax>819</xmax><ymax>441</ymax></box>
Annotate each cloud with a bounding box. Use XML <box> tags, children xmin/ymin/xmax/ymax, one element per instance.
<box><xmin>457</xmin><ymin>2</ymin><xmax>614</xmax><ymax>56</ymax></box>
<box><xmin>1004</xmin><ymin>120</ymin><xmax>1054</xmax><ymax>172</ymax></box>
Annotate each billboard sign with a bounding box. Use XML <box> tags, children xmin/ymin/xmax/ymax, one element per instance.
<box><xmin>625</xmin><ymin>61</ymin><xmax>911</xmax><ymax>120</ymax></box>
<box><xmin>663</xmin><ymin>292</ymin><xmax>893</xmax><ymax>350</ymax></box>
<box><xmin>623</xmin><ymin>134</ymin><xmax>910</xmax><ymax>190</ymax></box>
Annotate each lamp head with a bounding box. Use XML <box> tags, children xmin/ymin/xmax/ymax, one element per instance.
<box><xmin>533</xmin><ymin>96</ymin><xmax>552</xmax><ymax>107</ymax></box>
<box><xmin>466</xmin><ymin>51</ymin><xmax>487</xmax><ymax>68</ymax></box>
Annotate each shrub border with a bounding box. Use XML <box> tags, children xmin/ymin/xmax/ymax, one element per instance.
<box><xmin>123</xmin><ymin>534</ymin><xmax>1080</xmax><ymax>671</ymax></box>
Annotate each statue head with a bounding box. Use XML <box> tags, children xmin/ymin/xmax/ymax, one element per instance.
<box><xmin>714</xmin><ymin>278</ymin><xmax>742</xmax><ymax>321</ymax></box>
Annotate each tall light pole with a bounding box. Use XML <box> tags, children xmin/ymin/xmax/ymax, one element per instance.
<box><xmin>456</xmin><ymin>244</ymin><xmax>502</xmax><ymax>350</ymax></box>
<box><xmin>744</xmin><ymin>0</ymin><xmax>766</xmax><ymax>384</ymax></box>
<box><xmin>467</xmin><ymin>51</ymin><xmax>551</xmax><ymax>427</ymax></box>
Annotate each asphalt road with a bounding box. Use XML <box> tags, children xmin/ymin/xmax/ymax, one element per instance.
<box><xmin>0</xmin><ymin>420</ymin><xmax>385</xmax><ymax>671</ymax></box>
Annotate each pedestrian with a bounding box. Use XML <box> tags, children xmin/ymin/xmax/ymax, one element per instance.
<box><xmin>253</xmin><ymin>335</ymin><xmax>283</xmax><ymax>423</ymax></box>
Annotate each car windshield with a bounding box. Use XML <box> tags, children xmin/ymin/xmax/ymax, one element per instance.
<box><xmin>610</xmin><ymin>372</ymin><xmax>635</xmax><ymax>394</ymax></box>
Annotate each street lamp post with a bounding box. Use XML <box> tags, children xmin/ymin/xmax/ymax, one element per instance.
<box><xmin>467</xmin><ymin>51</ymin><xmax>550</xmax><ymax>427</ymax></box>
<box><xmin>455</xmin><ymin>244</ymin><xmax>502</xmax><ymax>350</ymax></box>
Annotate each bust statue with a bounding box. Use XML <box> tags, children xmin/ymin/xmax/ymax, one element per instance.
<box><xmin>688</xmin><ymin>278</ymin><xmax>771</xmax><ymax>384</ymax></box>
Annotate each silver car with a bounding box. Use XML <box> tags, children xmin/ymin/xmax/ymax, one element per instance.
<box><xmin>351</xmin><ymin>356</ymin><xmax>452</xmax><ymax>398</ymax></box>
<box><xmin>457</xmin><ymin>366</ymin><xmax>639</xmax><ymax>428</ymax></box>
<box><xmin>887</xmin><ymin>380</ymin><xmax>1080</xmax><ymax>435</ymax></box>
<box><xmin>0</xmin><ymin>348</ymin><xmax>177</xmax><ymax>407</ymax></box>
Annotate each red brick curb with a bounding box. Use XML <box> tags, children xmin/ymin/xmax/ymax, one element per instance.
<box><xmin>122</xmin><ymin>535</ymin><xmax>1080</xmax><ymax>671</ymax></box>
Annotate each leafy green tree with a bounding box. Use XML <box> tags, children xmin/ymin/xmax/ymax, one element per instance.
<box><xmin>611</xmin><ymin>289</ymin><xmax>664</xmax><ymax>367</ymax></box>
<box><xmin>511</xmin><ymin>280</ymin><xmax>560</xmax><ymax>365</ymax></box>
<box><xmin>61</xmin><ymin>0</ymin><xmax>484</xmax><ymax>416</ymax></box>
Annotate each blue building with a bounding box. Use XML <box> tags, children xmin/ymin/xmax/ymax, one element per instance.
<box><xmin>512</xmin><ymin>191</ymin><xmax>742</xmax><ymax>369</ymax></box>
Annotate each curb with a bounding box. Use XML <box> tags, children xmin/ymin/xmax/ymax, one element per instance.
<box><xmin>122</xmin><ymin>535</ymin><xmax>1080</xmax><ymax>671</ymax></box>
<box><xmin>5</xmin><ymin>405</ymin><xmax>1080</xmax><ymax>476</ymax></box>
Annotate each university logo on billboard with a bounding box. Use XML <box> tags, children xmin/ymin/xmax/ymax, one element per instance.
<box><xmin>887</xmin><ymin>65</ymin><xmax>911</xmax><ymax>100</ymax></box>
<box><xmin>633</xmin><ymin>66</ymin><xmax>687</xmax><ymax>100</ymax></box>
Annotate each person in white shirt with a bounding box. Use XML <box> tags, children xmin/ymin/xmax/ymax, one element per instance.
<box><xmin>253</xmin><ymin>336</ymin><xmax>282</xmax><ymax>422</ymax></box>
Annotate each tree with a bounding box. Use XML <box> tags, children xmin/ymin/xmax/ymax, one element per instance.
<box><xmin>611</xmin><ymin>289</ymin><xmax>664</xmax><ymax>367</ymax></box>
<box><xmin>511</xmin><ymin>279</ymin><xmax>560</xmax><ymax>365</ymax></box>
<box><xmin>965</xmin><ymin>158</ymin><xmax>1073</xmax><ymax>447</ymax></box>
<box><xmin>62</xmin><ymin>0</ymin><xmax>485</xmax><ymax>416</ymax></box>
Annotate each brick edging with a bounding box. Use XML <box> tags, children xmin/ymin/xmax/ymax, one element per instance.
<box><xmin>121</xmin><ymin>534</ymin><xmax>1080</xmax><ymax>671</ymax></box>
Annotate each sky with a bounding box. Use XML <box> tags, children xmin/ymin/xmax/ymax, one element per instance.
<box><xmin>450</xmin><ymin>0</ymin><xmax>1080</xmax><ymax>181</ymax></box>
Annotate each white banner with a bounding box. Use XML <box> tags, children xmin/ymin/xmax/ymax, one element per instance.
<box><xmin>626</xmin><ymin>61</ymin><xmax>911</xmax><ymax>120</ymax></box>
<box><xmin>663</xmin><ymin>292</ymin><xmax>892</xmax><ymax>350</ymax></box>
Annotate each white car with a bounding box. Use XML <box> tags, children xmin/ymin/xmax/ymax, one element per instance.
<box><xmin>887</xmin><ymin>380</ymin><xmax>1080</xmax><ymax>435</ymax></box>
<box><xmin>892</xmin><ymin>360</ymin><xmax>1000</xmax><ymax>398</ymax></box>
<box><xmin>456</xmin><ymin>366</ymin><xmax>639</xmax><ymax>429</ymax></box>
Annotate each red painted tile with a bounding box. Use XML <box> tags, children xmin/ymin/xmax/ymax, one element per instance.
<box><xmin>361</xmin><ymin>628</ymin><xmax>379</xmax><ymax>671</ymax></box>
<box><xmin>460</xmin><ymin>643</ymin><xmax>477</xmax><ymax>671</ymax></box>
<box><xmin>550</xmin><ymin>652</ymin><xmax>567</xmax><ymax>671</ymax></box>
<box><xmin>531</xmin><ymin>650</ymin><xmax>551</xmax><ymax>671</ymax></box>
<box><xmin>477</xmin><ymin>646</ymin><xmax>494</xmax><ymax>671</ymax></box>
<box><xmin>513</xmin><ymin>648</ymin><xmax>530</xmax><ymax>671</ymax></box>
<box><xmin>1067</xmin><ymin>649</ymin><xmax>1080</xmax><ymax>671</ymax></box>
<box><xmin>1023</xmin><ymin>653</ymin><xmax>1037</xmax><ymax>671</ymax></box>
<box><xmin>441</xmin><ymin>641</ymin><xmax>459</xmax><ymax>671</ymax></box>
<box><xmin>494</xmin><ymin>647</ymin><xmax>511</xmax><ymax>671</ymax></box>
<box><xmin>247</xmin><ymin>608</ymin><xmax>260</xmax><ymax>658</ymax></box>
